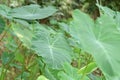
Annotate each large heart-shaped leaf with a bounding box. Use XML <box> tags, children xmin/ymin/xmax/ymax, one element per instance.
<box><xmin>69</xmin><ymin>9</ymin><xmax>120</xmax><ymax>80</ymax></box>
<box><xmin>11</xmin><ymin>4</ymin><xmax>57</xmax><ymax>20</ymax></box>
<box><xmin>12</xmin><ymin>23</ymin><xmax>72</xmax><ymax>69</ymax></box>
<box><xmin>31</xmin><ymin>24</ymin><xmax>72</xmax><ymax>69</ymax></box>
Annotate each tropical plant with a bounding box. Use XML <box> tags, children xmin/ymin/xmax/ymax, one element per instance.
<box><xmin>0</xmin><ymin>2</ymin><xmax>120</xmax><ymax>80</ymax></box>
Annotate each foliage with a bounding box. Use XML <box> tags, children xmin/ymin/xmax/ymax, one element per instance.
<box><xmin>0</xmin><ymin>1</ymin><xmax>120</xmax><ymax>80</ymax></box>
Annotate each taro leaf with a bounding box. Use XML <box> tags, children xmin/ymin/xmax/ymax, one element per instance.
<box><xmin>0</xmin><ymin>17</ymin><xmax>5</xmax><ymax>34</ymax></box>
<box><xmin>0</xmin><ymin>4</ymin><xmax>12</xmax><ymax>19</ymax></box>
<box><xmin>58</xmin><ymin>63</ymin><xmax>90</xmax><ymax>80</ymax></box>
<box><xmin>11</xmin><ymin>4</ymin><xmax>57</xmax><ymax>20</ymax></box>
<box><xmin>70</xmin><ymin>9</ymin><xmax>120</xmax><ymax>80</ymax></box>
<box><xmin>31</xmin><ymin>24</ymin><xmax>72</xmax><ymax>69</ymax></box>
<box><xmin>12</xmin><ymin>23</ymin><xmax>72</xmax><ymax>69</ymax></box>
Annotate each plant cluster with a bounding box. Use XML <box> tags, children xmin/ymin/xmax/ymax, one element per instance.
<box><xmin>0</xmin><ymin>2</ymin><xmax>120</xmax><ymax>80</ymax></box>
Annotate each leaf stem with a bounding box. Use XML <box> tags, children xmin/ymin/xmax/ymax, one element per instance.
<box><xmin>80</xmin><ymin>54</ymin><xmax>92</xmax><ymax>80</ymax></box>
<box><xmin>96</xmin><ymin>0</ymin><xmax>102</xmax><ymax>16</ymax></box>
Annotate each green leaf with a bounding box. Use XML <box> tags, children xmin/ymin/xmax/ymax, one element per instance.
<box><xmin>0</xmin><ymin>4</ymin><xmax>57</xmax><ymax>20</ymax></box>
<box><xmin>0</xmin><ymin>17</ymin><xmax>5</xmax><ymax>34</ymax></box>
<box><xmin>11</xmin><ymin>4</ymin><xmax>57</xmax><ymax>20</ymax></box>
<box><xmin>78</xmin><ymin>62</ymin><xmax>97</xmax><ymax>74</ymax></box>
<box><xmin>31</xmin><ymin>24</ymin><xmax>72</xmax><ymax>69</ymax></box>
<box><xmin>70</xmin><ymin>9</ymin><xmax>120</xmax><ymax>80</ymax></box>
<box><xmin>12</xmin><ymin>22</ymin><xmax>72</xmax><ymax>69</ymax></box>
<box><xmin>58</xmin><ymin>63</ymin><xmax>90</xmax><ymax>80</ymax></box>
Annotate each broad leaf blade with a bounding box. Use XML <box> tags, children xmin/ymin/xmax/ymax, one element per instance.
<box><xmin>70</xmin><ymin>9</ymin><xmax>120</xmax><ymax>80</ymax></box>
<box><xmin>12</xmin><ymin>23</ymin><xmax>72</xmax><ymax>69</ymax></box>
<box><xmin>11</xmin><ymin>4</ymin><xmax>57</xmax><ymax>20</ymax></box>
<box><xmin>31</xmin><ymin>24</ymin><xmax>72</xmax><ymax>69</ymax></box>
